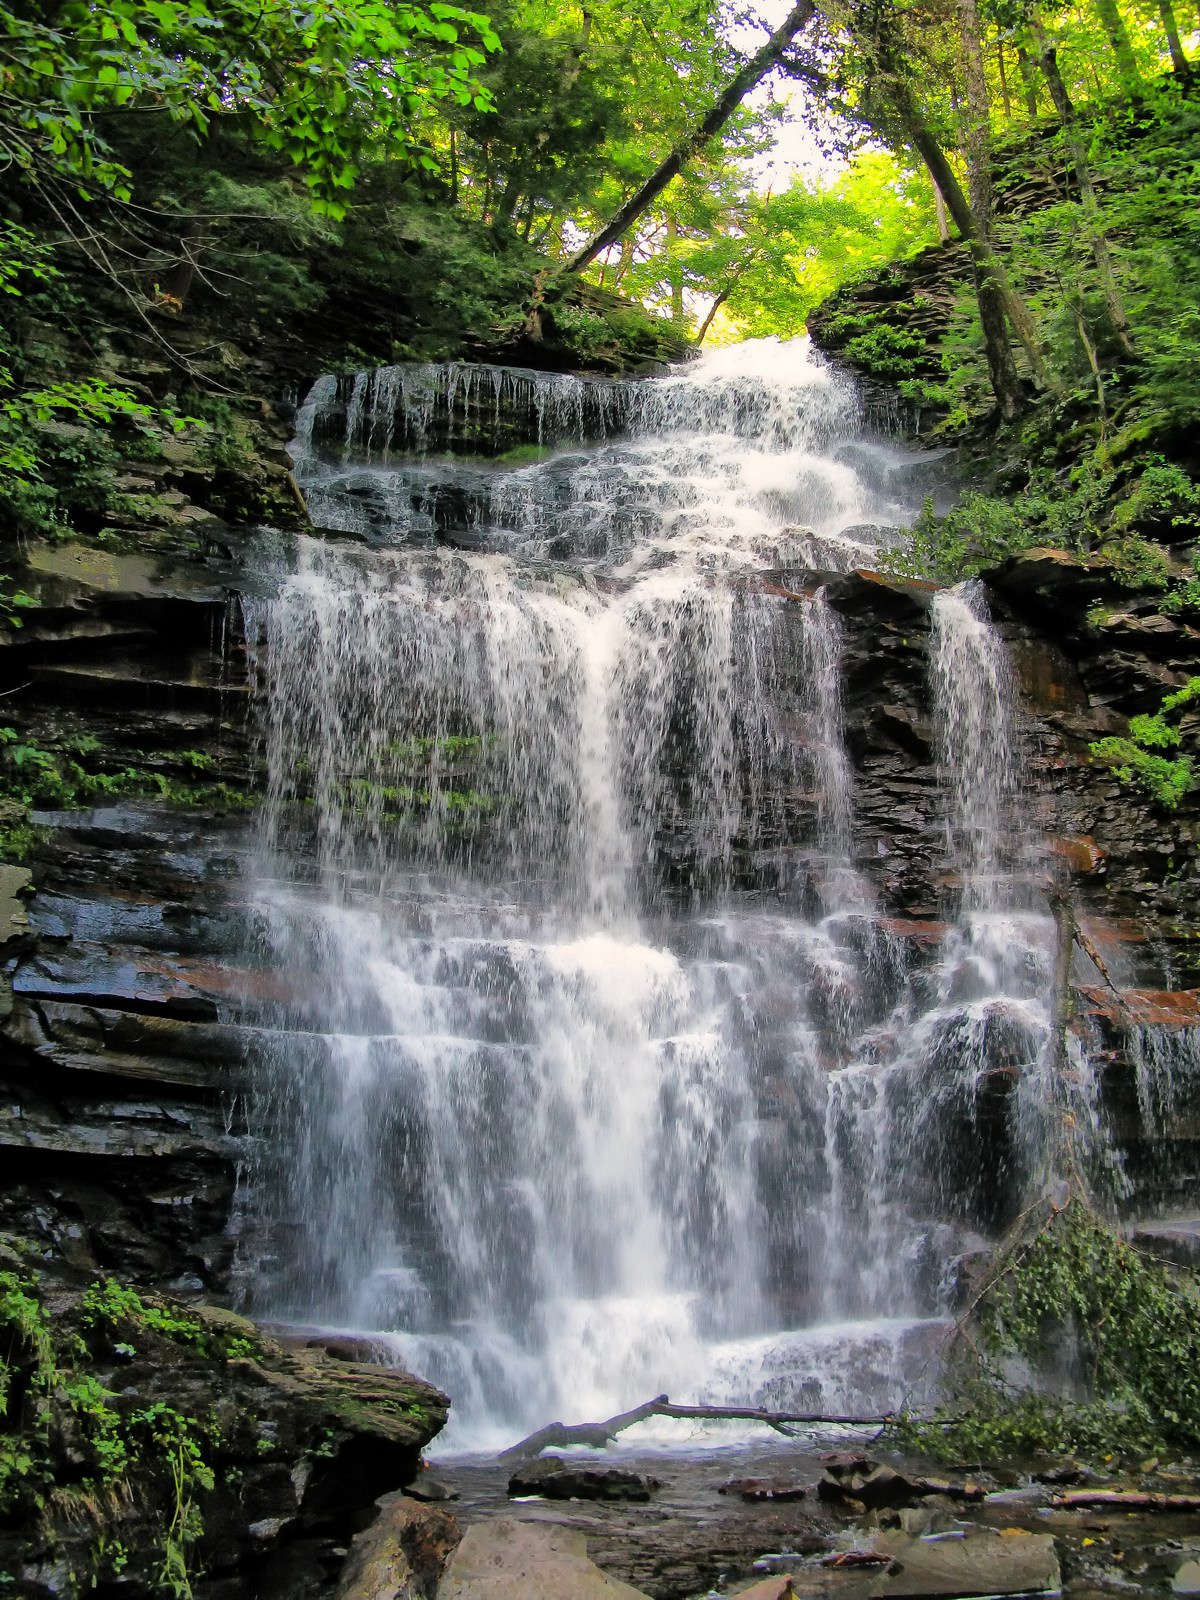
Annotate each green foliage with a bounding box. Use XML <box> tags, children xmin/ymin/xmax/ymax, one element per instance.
<box><xmin>81</xmin><ymin>1279</ymin><xmax>260</xmax><ymax>1363</ymax></box>
<box><xmin>1089</xmin><ymin>677</ymin><xmax>1200</xmax><ymax>809</ymax></box>
<box><xmin>81</xmin><ymin>1280</ymin><xmax>206</xmax><ymax>1346</ymax></box>
<box><xmin>884</xmin><ymin>491</ymin><xmax>1036</xmax><ymax>582</ymax></box>
<box><xmin>1</xmin><ymin>1</ymin><xmax>499</xmax><ymax>218</ymax></box>
<box><xmin>0</xmin><ymin>728</ymin><xmax>253</xmax><ymax>813</ymax></box>
<box><xmin>0</xmin><ymin>1269</ymin><xmax>263</xmax><ymax>1593</ymax></box>
<box><xmin>0</xmin><ymin>228</ymin><xmax>193</xmax><ymax>541</ymax></box>
<box><xmin>1111</xmin><ymin>456</ymin><xmax>1200</xmax><ymax>539</ymax></box>
<box><xmin>1098</xmin><ymin>532</ymin><xmax>1172</xmax><ymax>591</ymax></box>
<box><xmin>892</xmin><ymin>1199</ymin><xmax>1200</xmax><ymax>1461</ymax></box>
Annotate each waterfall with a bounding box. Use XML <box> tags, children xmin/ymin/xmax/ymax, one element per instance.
<box><xmin>241</xmin><ymin>337</ymin><xmax>1091</xmax><ymax>1446</ymax></box>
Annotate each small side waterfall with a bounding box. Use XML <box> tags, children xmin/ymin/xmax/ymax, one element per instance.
<box><xmin>235</xmin><ymin>337</ymin><xmax>1167</xmax><ymax>1446</ymax></box>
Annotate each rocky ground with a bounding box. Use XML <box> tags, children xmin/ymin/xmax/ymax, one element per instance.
<box><xmin>2</xmin><ymin>264</ymin><xmax>1200</xmax><ymax>1593</ymax></box>
<box><xmin>323</xmin><ymin>1434</ymin><xmax>1200</xmax><ymax>1598</ymax></box>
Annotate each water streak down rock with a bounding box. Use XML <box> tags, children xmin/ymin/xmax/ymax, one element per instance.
<box><xmin>225</xmin><ymin>336</ymin><xmax>1200</xmax><ymax>1450</ymax></box>
<box><xmin>2</xmin><ymin>339</ymin><xmax>1197</xmax><ymax>1469</ymax></box>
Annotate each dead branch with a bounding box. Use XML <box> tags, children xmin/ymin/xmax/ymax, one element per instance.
<box><xmin>497</xmin><ymin>1393</ymin><xmax>897</xmax><ymax>1463</ymax></box>
<box><xmin>1051</xmin><ymin>1490</ymin><xmax>1200</xmax><ymax>1511</ymax></box>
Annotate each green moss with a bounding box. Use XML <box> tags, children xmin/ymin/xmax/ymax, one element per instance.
<box><xmin>890</xmin><ymin>1198</ymin><xmax>1200</xmax><ymax>1462</ymax></box>
<box><xmin>0</xmin><ymin>728</ymin><xmax>254</xmax><ymax>815</ymax></box>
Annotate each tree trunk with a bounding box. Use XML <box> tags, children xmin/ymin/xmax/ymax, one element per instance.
<box><xmin>565</xmin><ymin>0</ymin><xmax>817</xmax><ymax>273</ymax></box>
<box><xmin>160</xmin><ymin>220</ymin><xmax>207</xmax><ymax>310</ymax></box>
<box><xmin>666</xmin><ymin>215</ymin><xmax>684</xmax><ymax>321</ymax></box>
<box><xmin>933</xmin><ymin>179</ymin><xmax>950</xmax><ymax>242</ymax></box>
<box><xmin>1156</xmin><ymin>0</ymin><xmax>1192</xmax><ymax>77</ymax></box>
<box><xmin>1093</xmin><ymin>0</ymin><xmax>1142</xmax><ymax>90</ymax></box>
<box><xmin>496</xmin><ymin>165</ymin><xmax>524</xmax><ymax>225</ymax></box>
<box><xmin>899</xmin><ymin>101</ymin><xmax>1027</xmax><ymax>417</ymax></box>
<box><xmin>498</xmin><ymin>1394</ymin><xmax>902</xmax><ymax>1463</ymax></box>
<box><xmin>448</xmin><ymin>129</ymin><xmax>458</xmax><ymax>207</ymax></box>
<box><xmin>1031</xmin><ymin>18</ymin><xmax>1137</xmax><ymax>356</ymax></box>
<box><xmin>696</xmin><ymin>286</ymin><xmax>730</xmax><ymax>343</ymax></box>
<box><xmin>996</xmin><ymin>36</ymin><xmax>1013</xmax><ymax>117</ymax></box>
<box><xmin>1016</xmin><ymin>43</ymin><xmax>1041</xmax><ymax>116</ymax></box>
<box><xmin>957</xmin><ymin>0</ymin><xmax>1044</xmax><ymax>369</ymax></box>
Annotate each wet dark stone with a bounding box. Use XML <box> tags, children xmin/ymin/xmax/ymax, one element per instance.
<box><xmin>508</xmin><ymin>1459</ymin><xmax>663</xmax><ymax>1502</ymax></box>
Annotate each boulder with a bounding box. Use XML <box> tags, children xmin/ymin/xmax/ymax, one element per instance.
<box><xmin>335</xmin><ymin>1493</ymin><xmax>460</xmax><ymax>1600</ymax></box>
<box><xmin>437</xmin><ymin>1519</ymin><xmax>652</xmax><ymax>1599</ymax></box>
<box><xmin>818</xmin><ymin>1464</ymin><xmax>918</xmax><ymax>1510</ymax></box>
<box><xmin>871</xmin><ymin>1527</ymin><xmax>1060</xmax><ymax>1597</ymax></box>
<box><xmin>507</xmin><ymin>1459</ymin><xmax>660</xmax><ymax>1502</ymax></box>
<box><xmin>817</xmin><ymin>1463</ymin><xmax>982</xmax><ymax>1510</ymax></box>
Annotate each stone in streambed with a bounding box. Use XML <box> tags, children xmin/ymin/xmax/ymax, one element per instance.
<box><xmin>732</xmin><ymin>1577</ymin><xmax>797</xmax><ymax>1598</ymax></box>
<box><xmin>817</xmin><ymin>1461</ymin><xmax>982</xmax><ymax>1510</ymax></box>
<box><xmin>335</xmin><ymin>1492</ymin><xmax>460</xmax><ymax>1599</ymax></box>
<box><xmin>818</xmin><ymin>1464</ymin><xmax>917</xmax><ymax>1510</ymax></box>
<box><xmin>437</xmin><ymin>1519</ymin><xmax>652</xmax><ymax>1599</ymax></box>
<box><xmin>507</xmin><ymin>1458</ymin><xmax>661</xmax><ymax>1501</ymax></box>
<box><xmin>719</xmin><ymin>1476</ymin><xmax>808</xmax><ymax>1502</ymax></box>
<box><xmin>871</xmin><ymin>1527</ymin><xmax>1060</xmax><ymax>1597</ymax></box>
<box><xmin>1173</xmin><ymin>1559</ymin><xmax>1200</xmax><ymax>1596</ymax></box>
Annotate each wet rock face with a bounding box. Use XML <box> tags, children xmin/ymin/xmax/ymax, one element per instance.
<box><xmin>1</xmin><ymin>539</ymin><xmax>1197</xmax><ymax>1313</ymax></box>
<box><xmin>0</xmin><ymin>543</ymin><xmax>259</xmax><ymax>1296</ymax></box>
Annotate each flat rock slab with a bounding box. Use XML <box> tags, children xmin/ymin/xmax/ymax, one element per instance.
<box><xmin>873</xmin><ymin>1529</ymin><xmax>1059</xmax><ymax>1597</ymax></box>
<box><xmin>720</xmin><ymin>1477</ymin><xmax>808</xmax><ymax>1503</ymax></box>
<box><xmin>437</xmin><ymin>1518</ymin><xmax>652</xmax><ymax>1599</ymax></box>
<box><xmin>789</xmin><ymin>1529</ymin><xmax>1060</xmax><ymax>1598</ymax></box>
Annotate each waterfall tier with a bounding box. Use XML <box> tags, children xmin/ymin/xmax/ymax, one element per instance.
<box><xmin>231</xmin><ymin>338</ymin><xmax>1198</xmax><ymax>1448</ymax></box>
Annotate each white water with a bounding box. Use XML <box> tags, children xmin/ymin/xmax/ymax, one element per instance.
<box><xmin>242</xmin><ymin>338</ymin><xmax>1071</xmax><ymax>1449</ymax></box>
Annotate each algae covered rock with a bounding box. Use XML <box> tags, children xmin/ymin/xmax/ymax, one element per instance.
<box><xmin>0</xmin><ymin>1267</ymin><xmax>448</xmax><ymax>1598</ymax></box>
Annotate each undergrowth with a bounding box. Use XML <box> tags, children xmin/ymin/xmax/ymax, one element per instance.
<box><xmin>890</xmin><ymin>1196</ymin><xmax>1200</xmax><ymax>1462</ymax></box>
<box><xmin>0</xmin><ymin>1268</ymin><xmax>256</xmax><ymax>1596</ymax></box>
<box><xmin>1089</xmin><ymin>676</ymin><xmax>1200</xmax><ymax>809</ymax></box>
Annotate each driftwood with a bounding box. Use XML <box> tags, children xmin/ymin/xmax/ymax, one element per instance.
<box><xmin>1051</xmin><ymin>1489</ymin><xmax>1200</xmax><ymax>1511</ymax></box>
<box><xmin>498</xmin><ymin>1393</ymin><xmax>894</xmax><ymax>1464</ymax></box>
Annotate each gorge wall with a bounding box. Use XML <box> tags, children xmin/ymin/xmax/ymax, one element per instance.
<box><xmin>2</xmin><ymin>335</ymin><xmax>1199</xmax><ymax>1594</ymax></box>
<box><xmin>2</xmin><ymin>349</ymin><xmax>1197</xmax><ymax>1309</ymax></box>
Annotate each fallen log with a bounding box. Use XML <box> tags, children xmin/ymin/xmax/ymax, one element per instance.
<box><xmin>498</xmin><ymin>1394</ymin><xmax>895</xmax><ymax>1463</ymax></box>
<box><xmin>1051</xmin><ymin>1490</ymin><xmax>1200</xmax><ymax>1511</ymax></box>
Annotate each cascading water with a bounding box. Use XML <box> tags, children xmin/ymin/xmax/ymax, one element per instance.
<box><xmin>240</xmin><ymin>337</ymin><xmax>1072</xmax><ymax>1447</ymax></box>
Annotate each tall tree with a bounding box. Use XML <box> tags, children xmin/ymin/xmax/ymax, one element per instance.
<box><xmin>1028</xmin><ymin>10</ymin><xmax>1135</xmax><ymax>356</ymax></box>
<box><xmin>1091</xmin><ymin>0</ymin><xmax>1142</xmax><ymax>90</ymax></box>
<box><xmin>565</xmin><ymin>0</ymin><xmax>818</xmax><ymax>273</ymax></box>
<box><xmin>956</xmin><ymin>0</ymin><xmax>1046</xmax><ymax>384</ymax></box>
<box><xmin>1155</xmin><ymin>0</ymin><xmax>1192</xmax><ymax>78</ymax></box>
